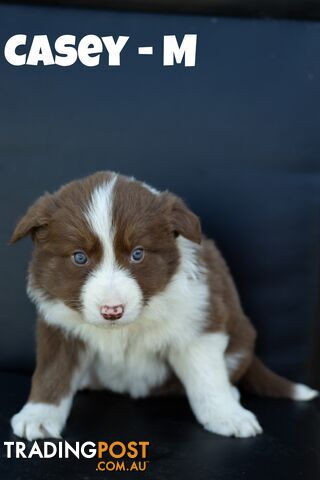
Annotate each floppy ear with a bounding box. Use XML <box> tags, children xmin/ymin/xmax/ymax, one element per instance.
<box><xmin>11</xmin><ymin>193</ymin><xmax>57</xmax><ymax>244</ymax></box>
<box><xmin>162</xmin><ymin>193</ymin><xmax>202</xmax><ymax>244</ymax></box>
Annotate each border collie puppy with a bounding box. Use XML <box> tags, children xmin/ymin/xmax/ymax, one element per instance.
<box><xmin>10</xmin><ymin>172</ymin><xmax>317</xmax><ymax>440</ymax></box>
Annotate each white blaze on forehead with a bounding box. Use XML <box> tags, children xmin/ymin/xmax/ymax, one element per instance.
<box><xmin>84</xmin><ymin>175</ymin><xmax>117</xmax><ymax>262</ymax></box>
<box><xmin>81</xmin><ymin>174</ymin><xmax>143</xmax><ymax>326</ymax></box>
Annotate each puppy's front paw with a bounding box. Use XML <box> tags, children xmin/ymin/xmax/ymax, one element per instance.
<box><xmin>11</xmin><ymin>403</ymin><xmax>65</xmax><ymax>441</ymax></box>
<box><xmin>203</xmin><ymin>404</ymin><xmax>262</xmax><ymax>438</ymax></box>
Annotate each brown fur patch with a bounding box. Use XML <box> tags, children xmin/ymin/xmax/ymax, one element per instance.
<box><xmin>112</xmin><ymin>178</ymin><xmax>181</xmax><ymax>301</ymax></box>
<box><xmin>200</xmin><ymin>238</ymin><xmax>256</xmax><ymax>382</ymax></box>
<box><xmin>29</xmin><ymin>319</ymin><xmax>85</xmax><ymax>404</ymax></box>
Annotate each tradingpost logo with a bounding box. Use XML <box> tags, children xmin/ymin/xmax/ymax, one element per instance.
<box><xmin>3</xmin><ymin>440</ymin><xmax>150</xmax><ymax>472</ymax></box>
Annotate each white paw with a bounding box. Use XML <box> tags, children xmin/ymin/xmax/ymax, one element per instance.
<box><xmin>203</xmin><ymin>404</ymin><xmax>262</xmax><ymax>438</ymax></box>
<box><xmin>11</xmin><ymin>402</ymin><xmax>65</xmax><ymax>441</ymax></box>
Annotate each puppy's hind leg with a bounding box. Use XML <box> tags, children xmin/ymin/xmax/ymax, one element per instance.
<box><xmin>169</xmin><ymin>332</ymin><xmax>262</xmax><ymax>438</ymax></box>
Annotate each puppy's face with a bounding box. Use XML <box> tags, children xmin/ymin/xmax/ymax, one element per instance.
<box><xmin>11</xmin><ymin>172</ymin><xmax>201</xmax><ymax>327</ymax></box>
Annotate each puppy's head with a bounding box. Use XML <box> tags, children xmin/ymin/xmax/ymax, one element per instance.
<box><xmin>11</xmin><ymin>172</ymin><xmax>201</xmax><ymax>327</ymax></box>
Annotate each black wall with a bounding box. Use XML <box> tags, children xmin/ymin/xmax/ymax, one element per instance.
<box><xmin>0</xmin><ymin>4</ymin><xmax>319</xmax><ymax>383</ymax></box>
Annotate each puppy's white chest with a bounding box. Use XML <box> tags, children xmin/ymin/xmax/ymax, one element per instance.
<box><xmin>93</xmin><ymin>335</ymin><xmax>169</xmax><ymax>398</ymax></box>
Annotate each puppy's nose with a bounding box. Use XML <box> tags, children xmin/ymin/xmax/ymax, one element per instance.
<box><xmin>100</xmin><ymin>304</ymin><xmax>124</xmax><ymax>321</ymax></box>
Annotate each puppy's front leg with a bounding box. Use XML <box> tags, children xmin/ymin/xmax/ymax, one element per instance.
<box><xmin>169</xmin><ymin>332</ymin><xmax>262</xmax><ymax>438</ymax></box>
<box><xmin>11</xmin><ymin>319</ymin><xmax>86</xmax><ymax>441</ymax></box>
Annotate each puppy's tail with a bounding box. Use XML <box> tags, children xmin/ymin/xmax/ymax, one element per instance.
<box><xmin>241</xmin><ymin>355</ymin><xmax>318</xmax><ymax>401</ymax></box>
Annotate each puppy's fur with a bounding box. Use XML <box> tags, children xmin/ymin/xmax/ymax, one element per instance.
<box><xmin>10</xmin><ymin>172</ymin><xmax>317</xmax><ymax>440</ymax></box>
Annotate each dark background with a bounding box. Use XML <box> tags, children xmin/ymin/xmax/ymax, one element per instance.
<box><xmin>0</xmin><ymin>3</ymin><xmax>319</xmax><ymax>479</ymax></box>
<box><xmin>5</xmin><ymin>0</ymin><xmax>320</xmax><ymax>20</ymax></box>
<box><xmin>0</xmin><ymin>3</ymin><xmax>319</xmax><ymax>382</ymax></box>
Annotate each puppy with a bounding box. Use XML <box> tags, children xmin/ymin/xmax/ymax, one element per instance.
<box><xmin>10</xmin><ymin>172</ymin><xmax>317</xmax><ymax>440</ymax></box>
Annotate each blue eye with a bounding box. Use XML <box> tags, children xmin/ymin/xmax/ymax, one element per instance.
<box><xmin>73</xmin><ymin>251</ymin><xmax>88</xmax><ymax>266</ymax></box>
<box><xmin>130</xmin><ymin>247</ymin><xmax>144</xmax><ymax>263</ymax></box>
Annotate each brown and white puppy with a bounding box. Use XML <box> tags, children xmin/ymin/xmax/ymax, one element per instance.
<box><xmin>10</xmin><ymin>172</ymin><xmax>318</xmax><ymax>441</ymax></box>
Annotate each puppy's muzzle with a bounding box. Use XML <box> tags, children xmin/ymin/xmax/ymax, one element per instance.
<box><xmin>100</xmin><ymin>304</ymin><xmax>124</xmax><ymax>321</ymax></box>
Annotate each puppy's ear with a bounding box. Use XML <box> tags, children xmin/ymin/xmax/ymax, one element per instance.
<box><xmin>162</xmin><ymin>193</ymin><xmax>202</xmax><ymax>244</ymax></box>
<box><xmin>11</xmin><ymin>193</ymin><xmax>57</xmax><ymax>244</ymax></box>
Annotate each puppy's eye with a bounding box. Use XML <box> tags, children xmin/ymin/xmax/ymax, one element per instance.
<box><xmin>72</xmin><ymin>251</ymin><xmax>88</xmax><ymax>266</ymax></box>
<box><xmin>130</xmin><ymin>247</ymin><xmax>144</xmax><ymax>263</ymax></box>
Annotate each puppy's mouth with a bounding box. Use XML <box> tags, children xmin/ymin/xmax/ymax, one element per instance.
<box><xmin>93</xmin><ymin>312</ymin><xmax>136</xmax><ymax>328</ymax></box>
<box><xmin>99</xmin><ymin>319</ymin><xmax>132</xmax><ymax>329</ymax></box>
<box><xmin>101</xmin><ymin>313</ymin><xmax>123</xmax><ymax>321</ymax></box>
